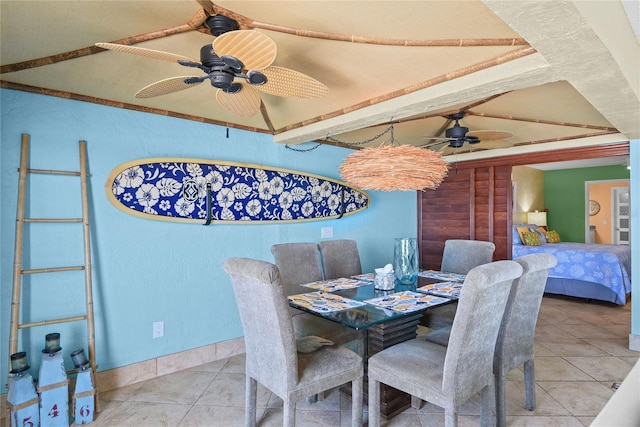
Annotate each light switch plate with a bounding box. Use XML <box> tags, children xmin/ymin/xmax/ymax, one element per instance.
<box><xmin>321</xmin><ymin>227</ymin><xmax>333</xmax><ymax>239</ymax></box>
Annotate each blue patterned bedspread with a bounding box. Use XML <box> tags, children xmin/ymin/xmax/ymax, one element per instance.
<box><xmin>513</xmin><ymin>241</ymin><xmax>631</xmax><ymax>305</ymax></box>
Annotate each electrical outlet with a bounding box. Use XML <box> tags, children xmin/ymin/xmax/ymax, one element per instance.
<box><xmin>321</xmin><ymin>227</ymin><xmax>333</xmax><ymax>239</ymax></box>
<box><xmin>153</xmin><ymin>321</ymin><xmax>164</xmax><ymax>338</ymax></box>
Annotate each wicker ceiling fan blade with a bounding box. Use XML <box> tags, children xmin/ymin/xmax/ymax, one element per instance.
<box><xmin>212</xmin><ymin>30</ymin><xmax>277</xmax><ymax>70</ymax></box>
<box><xmin>135</xmin><ymin>76</ymin><xmax>202</xmax><ymax>98</ymax></box>
<box><xmin>95</xmin><ymin>42</ymin><xmax>199</xmax><ymax>64</ymax></box>
<box><xmin>216</xmin><ymin>84</ymin><xmax>261</xmax><ymax>117</ymax></box>
<box><xmin>470</xmin><ymin>139</ymin><xmax>514</xmax><ymax>150</ymax></box>
<box><xmin>419</xmin><ymin>139</ymin><xmax>451</xmax><ymax>149</ymax></box>
<box><xmin>439</xmin><ymin>138</ymin><xmax>514</xmax><ymax>155</ymax></box>
<box><xmin>467</xmin><ymin>130</ymin><xmax>513</xmax><ymax>140</ymax></box>
<box><xmin>439</xmin><ymin>144</ymin><xmax>459</xmax><ymax>155</ymax></box>
<box><xmin>257</xmin><ymin>66</ymin><xmax>328</xmax><ymax>98</ymax></box>
<box><xmin>439</xmin><ymin>142</ymin><xmax>475</xmax><ymax>155</ymax></box>
<box><xmin>422</xmin><ymin>135</ymin><xmax>455</xmax><ymax>142</ymax></box>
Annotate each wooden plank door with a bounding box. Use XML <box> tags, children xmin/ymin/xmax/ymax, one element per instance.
<box><xmin>418</xmin><ymin>164</ymin><xmax>512</xmax><ymax>270</ymax></box>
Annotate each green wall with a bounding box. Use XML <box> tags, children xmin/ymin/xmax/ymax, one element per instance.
<box><xmin>544</xmin><ymin>165</ymin><xmax>630</xmax><ymax>242</ymax></box>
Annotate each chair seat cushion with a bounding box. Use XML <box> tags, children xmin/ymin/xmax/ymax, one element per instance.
<box><xmin>297</xmin><ymin>346</ymin><xmax>362</xmax><ymax>389</ymax></box>
<box><xmin>420</xmin><ymin>302</ymin><xmax>457</xmax><ymax>329</ymax></box>
<box><xmin>424</xmin><ymin>326</ymin><xmax>452</xmax><ymax>346</ymax></box>
<box><xmin>368</xmin><ymin>339</ymin><xmax>448</xmax><ymax>407</ymax></box>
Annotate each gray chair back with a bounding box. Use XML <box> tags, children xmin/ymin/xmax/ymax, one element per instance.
<box><xmin>495</xmin><ymin>253</ymin><xmax>557</xmax><ymax>373</ymax></box>
<box><xmin>271</xmin><ymin>242</ymin><xmax>323</xmax><ymax>296</ymax></box>
<box><xmin>318</xmin><ymin>239</ymin><xmax>362</xmax><ymax>279</ymax></box>
<box><xmin>367</xmin><ymin>260</ymin><xmax>523</xmax><ymax>427</ymax></box>
<box><xmin>494</xmin><ymin>253</ymin><xmax>557</xmax><ymax>426</ymax></box>
<box><xmin>223</xmin><ymin>257</ymin><xmax>298</xmax><ymax>395</ymax></box>
<box><xmin>422</xmin><ymin>238</ymin><xmax>497</xmax><ymax>337</ymax></box>
<box><xmin>271</xmin><ymin>241</ymin><xmax>358</xmax><ymax>346</ymax></box>
<box><xmin>442</xmin><ymin>260</ymin><xmax>522</xmax><ymax>402</ymax></box>
<box><xmin>440</xmin><ymin>239</ymin><xmax>495</xmax><ymax>274</ymax></box>
<box><xmin>223</xmin><ymin>257</ymin><xmax>364</xmax><ymax>426</ymax></box>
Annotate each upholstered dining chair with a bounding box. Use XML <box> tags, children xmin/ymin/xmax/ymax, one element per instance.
<box><xmin>440</xmin><ymin>239</ymin><xmax>496</xmax><ymax>274</ymax></box>
<box><xmin>368</xmin><ymin>260</ymin><xmax>523</xmax><ymax>427</ymax></box>
<box><xmin>222</xmin><ymin>257</ymin><xmax>364</xmax><ymax>427</ymax></box>
<box><xmin>317</xmin><ymin>239</ymin><xmax>362</xmax><ymax>279</ymax></box>
<box><xmin>270</xmin><ymin>242</ymin><xmax>324</xmax><ymax>298</ymax></box>
<box><xmin>423</xmin><ymin>253</ymin><xmax>557</xmax><ymax>426</ymax></box>
<box><xmin>493</xmin><ymin>253</ymin><xmax>557</xmax><ymax>427</ymax></box>
<box><xmin>421</xmin><ymin>239</ymin><xmax>497</xmax><ymax>330</ymax></box>
<box><xmin>270</xmin><ymin>242</ymin><xmax>358</xmax><ymax>345</ymax></box>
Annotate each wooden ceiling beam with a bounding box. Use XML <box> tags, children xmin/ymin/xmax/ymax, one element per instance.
<box><xmin>451</xmin><ymin>142</ymin><xmax>629</xmax><ymax>169</ymax></box>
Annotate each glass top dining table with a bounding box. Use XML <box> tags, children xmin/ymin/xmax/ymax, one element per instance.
<box><xmin>288</xmin><ymin>271</ymin><xmax>465</xmax><ymax>330</ymax></box>
<box><xmin>289</xmin><ymin>270</ymin><xmax>466</xmax><ymax>419</ymax></box>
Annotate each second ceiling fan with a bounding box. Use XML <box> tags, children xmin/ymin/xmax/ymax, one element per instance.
<box><xmin>422</xmin><ymin>112</ymin><xmax>514</xmax><ymax>154</ymax></box>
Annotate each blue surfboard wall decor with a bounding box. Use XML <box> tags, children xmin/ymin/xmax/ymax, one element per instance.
<box><xmin>106</xmin><ymin>158</ymin><xmax>370</xmax><ymax>224</ymax></box>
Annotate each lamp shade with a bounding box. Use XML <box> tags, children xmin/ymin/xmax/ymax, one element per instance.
<box><xmin>339</xmin><ymin>145</ymin><xmax>449</xmax><ymax>191</ymax></box>
<box><xmin>527</xmin><ymin>211</ymin><xmax>547</xmax><ymax>226</ymax></box>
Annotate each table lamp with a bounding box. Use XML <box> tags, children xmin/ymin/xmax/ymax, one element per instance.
<box><xmin>527</xmin><ymin>211</ymin><xmax>547</xmax><ymax>227</ymax></box>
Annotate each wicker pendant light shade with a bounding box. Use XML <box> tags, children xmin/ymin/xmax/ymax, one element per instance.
<box><xmin>339</xmin><ymin>145</ymin><xmax>449</xmax><ymax>191</ymax></box>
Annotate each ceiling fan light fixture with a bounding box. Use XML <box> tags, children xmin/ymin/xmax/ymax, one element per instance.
<box><xmin>340</xmin><ymin>145</ymin><xmax>449</xmax><ymax>192</ymax></box>
<box><xmin>209</xmin><ymin>71</ymin><xmax>235</xmax><ymax>89</ymax></box>
<box><xmin>205</xmin><ymin>15</ymin><xmax>239</xmax><ymax>36</ymax></box>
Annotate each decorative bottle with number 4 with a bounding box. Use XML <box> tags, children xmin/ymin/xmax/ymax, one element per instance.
<box><xmin>38</xmin><ymin>333</ymin><xmax>69</xmax><ymax>427</ymax></box>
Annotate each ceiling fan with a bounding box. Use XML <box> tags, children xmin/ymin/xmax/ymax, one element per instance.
<box><xmin>422</xmin><ymin>112</ymin><xmax>513</xmax><ymax>154</ymax></box>
<box><xmin>95</xmin><ymin>28</ymin><xmax>328</xmax><ymax>117</ymax></box>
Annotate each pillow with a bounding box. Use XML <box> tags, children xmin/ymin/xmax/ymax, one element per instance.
<box><xmin>531</xmin><ymin>225</ymin><xmax>548</xmax><ymax>244</ymax></box>
<box><xmin>516</xmin><ymin>226</ymin><xmax>531</xmax><ymax>244</ymax></box>
<box><xmin>296</xmin><ymin>336</ymin><xmax>334</xmax><ymax>353</ymax></box>
<box><xmin>544</xmin><ymin>230</ymin><xmax>561</xmax><ymax>243</ymax></box>
<box><xmin>522</xmin><ymin>231</ymin><xmax>541</xmax><ymax>246</ymax></box>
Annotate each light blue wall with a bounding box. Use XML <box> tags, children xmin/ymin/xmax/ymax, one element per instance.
<box><xmin>0</xmin><ymin>89</ymin><xmax>417</xmax><ymax>388</ymax></box>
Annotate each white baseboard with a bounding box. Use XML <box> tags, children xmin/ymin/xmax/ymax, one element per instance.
<box><xmin>629</xmin><ymin>333</ymin><xmax>640</xmax><ymax>351</ymax></box>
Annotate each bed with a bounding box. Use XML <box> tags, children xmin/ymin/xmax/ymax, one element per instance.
<box><xmin>512</xmin><ymin>224</ymin><xmax>632</xmax><ymax>305</ymax></box>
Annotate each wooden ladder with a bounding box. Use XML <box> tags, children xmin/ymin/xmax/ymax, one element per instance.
<box><xmin>7</xmin><ymin>134</ymin><xmax>98</xmax><ymax>407</ymax></box>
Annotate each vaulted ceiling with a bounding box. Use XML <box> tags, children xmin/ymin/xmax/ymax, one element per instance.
<box><xmin>1</xmin><ymin>1</ymin><xmax>638</xmax><ymax>163</ymax></box>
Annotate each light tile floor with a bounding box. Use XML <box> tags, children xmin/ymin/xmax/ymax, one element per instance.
<box><xmin>10</xmin><ymin>295</ymin><xmax>637</xmax><ymax>426</ymax></box>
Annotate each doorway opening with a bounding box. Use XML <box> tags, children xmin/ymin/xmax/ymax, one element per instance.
<box><xmin>585</xmin><ymin>179</ymin><xmax>630</xmax><ymax>244</ymax></box>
